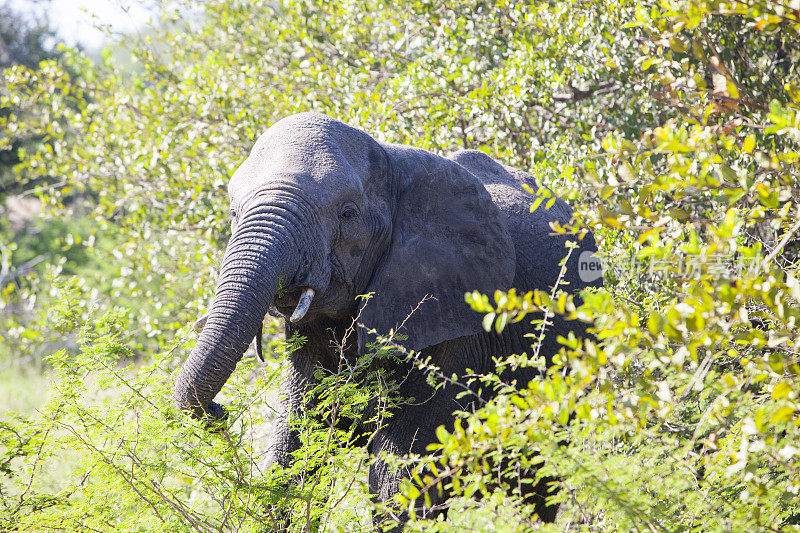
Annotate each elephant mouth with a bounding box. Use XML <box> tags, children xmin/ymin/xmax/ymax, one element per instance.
<box><xmin>273</xmin><ymin>287</ymin><xmax>302</xmax><ymax>312</ymax></box>
<box><xmin>273</xmin><ymin>286</ymin><xmax>316</xmax><ymax>322</ymax></box>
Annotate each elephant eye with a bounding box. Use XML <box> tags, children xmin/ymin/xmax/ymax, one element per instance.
<box><xmin>338</xmin><ymin>204</ymin><xmax>359</xmax><ymax>221</ymax></box>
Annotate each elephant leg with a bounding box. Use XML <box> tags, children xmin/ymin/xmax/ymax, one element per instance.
<box><xmin>363</xmin><ymin>374</ymin><xmax>560</xmax><ymax>528</ymax></box>
<box><xmin>368</xmin><ymin>439</ymin><xmax>451</xmax><ymax>532</ymax></box>
<box><xmin>261</xmin><ymin>339</ymin><xmax>367</xmax><ymax>530</ymax></box>
<box><xmin>264</xmin><ymin>413</ymin><xmax>303</xmax><ymax>471</ymax></box>
<box><xmin>259</xmin><ymin>414</ymin><xmax>302</xmax><ymax>531</ymax></box>
<box><xmin>365</xmin><ymin>381</ymin><xmax>462</xmax><ymax>530</ymax></box>
<box><xmin>262</xmin><ymin>411</ymin><xmax>345</xmax><ymax>531</ymax></box>
<box><xmin>488</xmin><ymin>455</ymin><xmax>560</xmax><ymax>523</ymax></box>
<box><xmin>367</xmin><ymin>440</ymin><xmax>560</xmax><ymax>530</ymax></box>
<box><xmin>367</xmin><ymin>460</ymin><xmax>406</xmax><ymax>532</ymax></box>
<box><xmin>260</xmin><ymin>348</ymin><xmax>323</xmax><ymax>530</ymax></box>
<box><xmin>528</xmin><ymin>473</ymin><xmax>560</xmax><ymax>523</ymax></box>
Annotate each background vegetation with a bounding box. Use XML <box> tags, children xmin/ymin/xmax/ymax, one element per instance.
<box><xmin>1</xmin><ymin>0</ymin><xmax>798</xmax><ymax>531</ymax></box>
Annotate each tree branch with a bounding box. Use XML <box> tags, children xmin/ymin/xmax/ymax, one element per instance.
<box><xmin>552</xmin><ymin>80</ymin><xmax>620</xmax><ymax>103</ymax></box>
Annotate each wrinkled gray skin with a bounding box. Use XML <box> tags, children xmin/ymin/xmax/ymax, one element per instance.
<box><xmin>173</xmin><ymin>113</ymin><xmax>600</xmax><ymax>527</ymax></box>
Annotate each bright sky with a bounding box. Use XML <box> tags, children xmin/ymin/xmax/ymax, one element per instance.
<box><xmin>12</xmin><ymin>0</ymin><xmax>155</xmax><ymax>50</ymax></box>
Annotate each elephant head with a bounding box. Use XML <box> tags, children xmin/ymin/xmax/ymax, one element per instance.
<box><xmin>173</xmin><ymin>112</ymin><xmax>515</xmax><ymax>419</ymax></box>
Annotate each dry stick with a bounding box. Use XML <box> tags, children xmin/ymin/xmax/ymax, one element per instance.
<box><xmin>359</xmin><ymin>325</ymin><xmax>490</xmax><ymax>408</ymax></box>
<box><xmin>0</xmin><ymin>253</ymin><xmax>46</xmax><ymax>286</ymax></box>
<box><xmin>760</xmin><ymin>215</ymin><xmax>800</xmax><ymax>271</ymax></box>
<box><xmin>219</xmin><ymin>430</ymin><xmax>249</xmax><ymax>532</ymax></box>
<box><xmin>302</xmin><ymin>357</ymin><xmax>346</xmax><ymax>532</ymax></box>
<box><xmin>289</xmin><ymin>313</ymin><xmax>360</xmax><ymax>532</ymax></box>
<box><xmin>360</xmin><ymin>294</ymin><xmax>494</xmax><ymax>406</ymax></box>
<box><xmin>113</xmin><ymin>436</ymin><xmax>212</xmax><ymax>530</ymax></box>
<box><xmin>320</xmin><ymin>317</ymin><xmax>369</xmax><ymax>528</ymax></box>
<box><xmin>533</xmin><ymin>245</ymin><xmax>576</xmax><ymax>361</ymax></box>
<box><xmin>14</xmin><ymin>399</ymin><xmax>68</xmax><ymax>515</ymax></box>
<box><xmin>53</xmin><ymin>418</ymin><xmax>174</xmax><ymax>528</ymax></box>
<box><xmin>679</xmin><ymin>351</ymin><xmax>714</xmax><ymax>403</ymax></box>
<box><xmin>123</xmin><ymin>445</ymin><xmax>217</xmax><ymax>532</ymax></box>
<box><xmin>242</xmin><ymin>409</ymin><xmax>258</xmax><ymax>531</ymax></box>
<box><xmin>52</xmin><ymin>396</ymin><xmax>212</xmax><ymax>532</ymax></box>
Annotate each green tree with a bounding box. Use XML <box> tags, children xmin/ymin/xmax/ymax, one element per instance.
<box><xmin>0</xmin><ymin>0</ymin><xmax>62</xmax><ymax>195</ymax></box>
<box><xmin>0</xmin><ymin>0</ymin><xmax>798</xmax><ymax>531</ymax></box>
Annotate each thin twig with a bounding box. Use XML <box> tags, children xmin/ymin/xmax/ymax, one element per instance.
<box><xmin>760</xmin><ymin>215</ymin><xmax>800</xmax><ymax>271</ymax></box>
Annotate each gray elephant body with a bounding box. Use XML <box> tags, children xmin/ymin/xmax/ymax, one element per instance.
<box><xmin>174</xmin><ymin>113</ymin><xmax>600</xmax><ymax>526</ymax></box>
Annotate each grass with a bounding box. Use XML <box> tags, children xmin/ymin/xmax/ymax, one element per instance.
<box><xmin>0</xmin><ymin>365</ymin><xmax>51</xmax><ymax>415</ymax></box>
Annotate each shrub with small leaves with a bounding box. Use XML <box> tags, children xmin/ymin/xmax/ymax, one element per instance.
<box><xmin>1</xmin><ymin>0</ymin><xmax>798</xmax><ymax>531</ymax></box>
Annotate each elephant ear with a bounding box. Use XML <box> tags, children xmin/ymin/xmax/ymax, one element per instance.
<box><xmin>358</xmin><ymin>145</ymin><xmax>515</xmax><ymax>354</ymax></box>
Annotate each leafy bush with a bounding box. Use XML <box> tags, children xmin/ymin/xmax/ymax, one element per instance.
<box><xmin>1</xmin><ymin>0</ymin><xmax>798</xmax><ymax>531</ymax></box>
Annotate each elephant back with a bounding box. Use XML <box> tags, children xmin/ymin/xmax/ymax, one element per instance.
<box><xmin>447</xmin><ymin>150</ymin><xmax>600</xmax><ymax>297</ymax></box>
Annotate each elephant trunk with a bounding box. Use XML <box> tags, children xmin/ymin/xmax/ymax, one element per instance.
<box><xmin>173</xmin><ymin>207</ymin><xmax>302</xmax><ymax>419</ymax></box>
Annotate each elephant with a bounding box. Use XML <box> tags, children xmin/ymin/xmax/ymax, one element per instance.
<box><xmin>173</xmin><ymin>112</ymin><xmax>601</xmax><ymax>528</ymax></box>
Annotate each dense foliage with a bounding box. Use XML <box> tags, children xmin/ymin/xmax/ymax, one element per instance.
<box><xmin>1</xmin><ymin>0</ymin><xmax>798</xmax><ymax>531</ymax></box>
<box><xmin>0</xmin><ymin>0</ymin><xmax>62</xmax><ymax>193</ymax></box>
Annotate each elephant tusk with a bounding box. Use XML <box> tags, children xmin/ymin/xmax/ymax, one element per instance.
<box><xmin>290</xmin><ymin>287</ymin><xmax>315</xmax><ymax>323</ymax></box>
